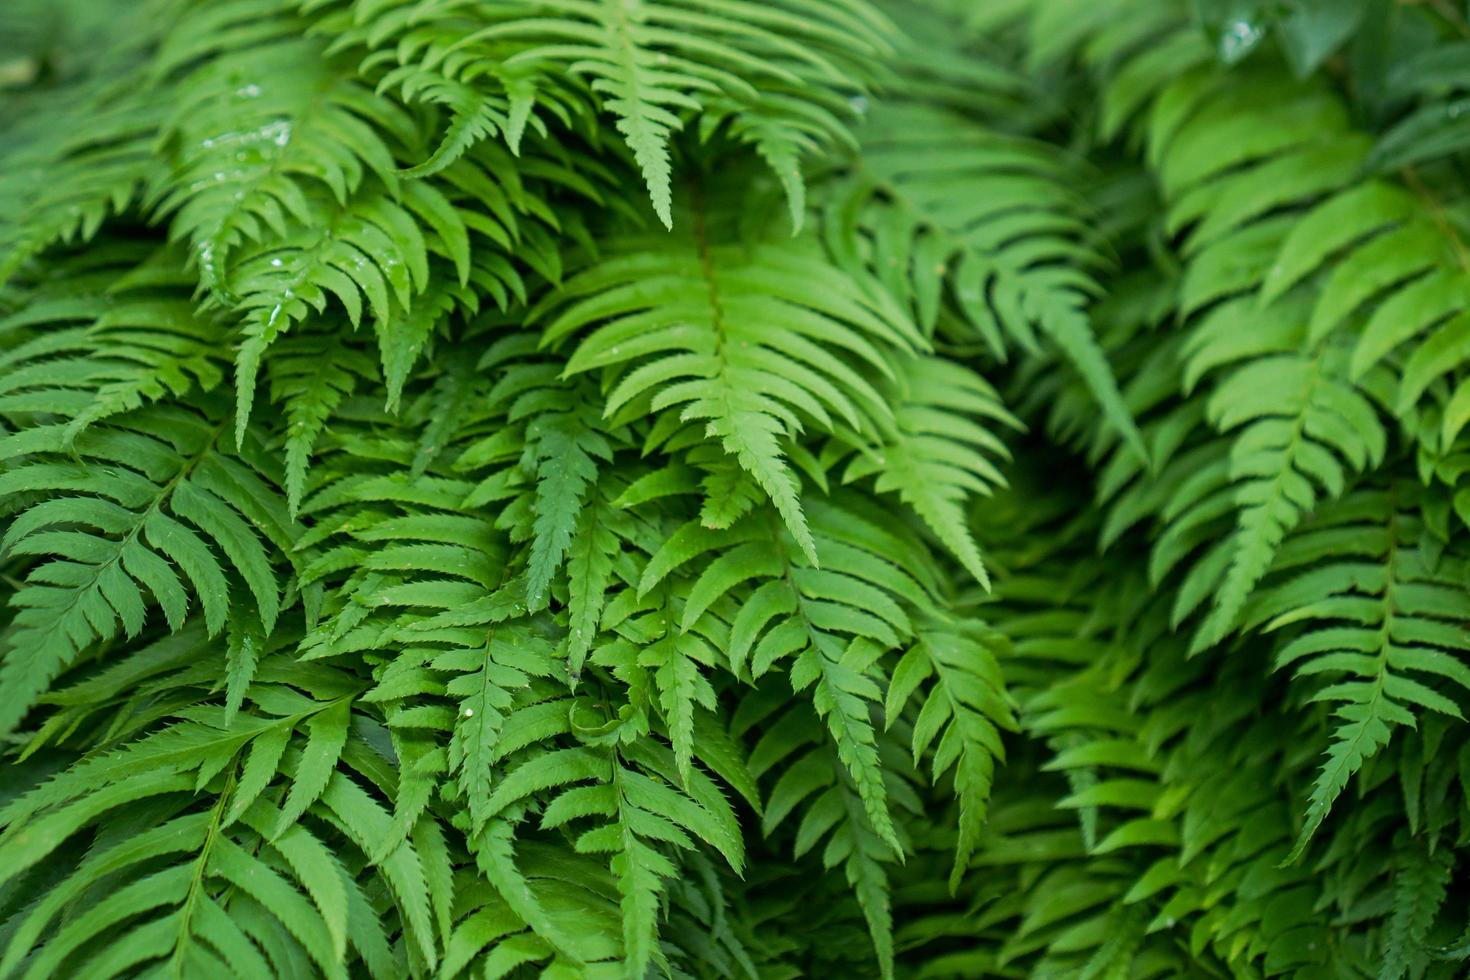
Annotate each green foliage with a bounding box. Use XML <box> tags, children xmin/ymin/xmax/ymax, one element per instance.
<box><xmin>6</xmin><ymin>0</ymin><xmax>1470</xmax><ymax>977</ymax></box>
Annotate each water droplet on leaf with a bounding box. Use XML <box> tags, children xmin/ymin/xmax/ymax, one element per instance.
<box><xmin>1218</xmin><ymin>19</ymin><xmax>1265</xmax><ymax>64</ymax></box>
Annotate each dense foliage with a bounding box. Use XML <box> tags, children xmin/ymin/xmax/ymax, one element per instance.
<box><xmin>6</xmin><ymin>0</ymin><xmax>1470</xmax><ymax>976</ymax></box>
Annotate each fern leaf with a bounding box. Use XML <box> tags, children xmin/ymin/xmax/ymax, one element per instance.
<box><xmin>0</xmin><ymin>406</ymin><xmax>293</xmax><ymax>736</ymax></box>
<box><xmin>541</xmin><ymin>186</ymin><xmax>919</xmax><ymax>564</ymax></box>
<box><xmin>524</xmin><ymin>402</ymin><xmax>610</xmax><ymax>609</ymax></box>
<box><xmin>832</xmin><ymin>356</ymin><xmax>1017</xmax><ymax>586</ymax></box>
<box><xmin>827</xmin><ymin>102</ymin><xmax>1145</xmax><ymax>461</ymax></box>
<box><xmin>223</xmin><ymin>605</ymin><xmax>264</xmax><ymax>724</ymax></box>
<box><xmin>1379</xmin><ymin>839</ymin><xmax>1452</xmax><ymax>979</ymax></box>
<box><xmin>748</xmin><ymin>697</ymin><xmax>900</xmax><ymax>979</ymax></box>
<box><xmin>1251</xmin><ymin>488</ymin><xmax>1470</xmax><ymax>858</ymax></box>
<box><xmin>566</xmin><ymin>483</ymin><xmax>621</xmax><ymax>681</ymax></box>
<box><xmin>0</xmin><ymin>26</ymin><xmax>163</xmax><ymax>286</ymax></box>
<box><xmin>274</xmin><ymin>699</ymin><xmax>352</xmax><ymax>838</ymax></box>
<box><xmin>456</xmin><ymin>0</ymin><xmax>889</xmax><ymax>225</ymax></box>
<box><xmin>1184</xmin><ymin>345</ymin><xmax>1386</xmax><ymax>651</ymax></box>
<box><xmin>151</xmin><ymin>33</ymin><xmax>407</xmax><ymax>297</ymax></box>
<box><xmin>792</xmin><ymin>638</ymin><xmax>900</xmax><ymax>857</ymax></box>
<box><xmin>269</xmin><ymin>334</ymin><xmax>375</xmax><ymax>515</ymax></box>
<box><xmin>886</xmin><ymin>626</ymin><xmax>1013</xmax><ymax>889</ymax></box>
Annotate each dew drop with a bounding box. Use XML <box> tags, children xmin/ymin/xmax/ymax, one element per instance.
<box><xmin>1218</xmin><ymin>19</ymin><xmax>1264</xmax><ymax>63</ymax></box>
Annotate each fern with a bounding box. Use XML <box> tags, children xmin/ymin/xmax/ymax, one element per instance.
<box><xmin>826</xmin><ymin>355</ymin><xmax>1018</xmax><ymax>586</ymax></box>
<box><xmin>150</xmin><ymin>26</ymin><xmax>410</xmax><ymax>296</ymax></box>
<box><xmin>0</xmin><ymin>3</ymin><xmax>167</xmax><ymax>284</ymax></box>
<box><xmin>0</xmin><ymin>399</ymin><xmax>294</xmax><ymax>737</ymax></box>
<box><xmin>741</xmin><ymin>687</ymin><xmax>907</xmax><ymax>979</ymax></box>
<box><xmin>8</xmin><ymin>0</ymin><xmax>1470</xmax><ymax>976</ymax></box>
<box><xmin>825</xmin><ymin>100</ymin><xmax>1145</xmax><ymax>460</ymax></box>
<box><xmin>539</xmin><ymin>182</ymin><xmax>922</xmax><ymax>564</ymax></box>
<box><xmin>0</xmin><ymin>652</ymin><xmax>423</xmax><ymax>979</ymax></box>
<box><xmin>1248</xmin><ymin>486</ymin><xmax>1470</xmax><ymax>858</ymax></box>
<box><xmin>886</xmin><ymin>622</ymin><xmax>1013</xmax><ymax>889</ymax></box>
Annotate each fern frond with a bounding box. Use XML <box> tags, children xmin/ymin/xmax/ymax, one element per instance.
<box><xmin>826</xmin><ymin>355</ymin><xmax>1018</xmax><ymax>586</ymax></box>
<box><xmin>640</xmin><ymin>498</ymin><xmax>933</xmax><ymax>858</ymax></box>
<box><xmin>1260</xmin><ymin>178</ymin><xmax>1470</xmax><ymax>450</ymax></box>
<box><xmin>0</xmin><ymin>401</ymin><xmax>296</xmax><ymax>737</ymax></box>
<box><xmin>1118</xmin><ymin>69</ymin><xmax>1392</xmax><ymax>649</ymax></box>
<box><xmin>825</xmin><ymin>101</ymin><xmax>1145</xmax><ymax>460</ymax></box>
<box><xmin>1248</xmin><ymin>486</ymin><xmax>1470</xmax><ymax>857</ymax></box>
<box><xmin>886</xmin><ymin>623</ymin><xmax>1014</xmax><ymax>890</ymax></box>
<box><xmin>150</xmin><ymin>25</ymin><xmax>411</xmax><ymax>297</ymax></box>
<box><xmin>0</xmin><ymin>252</ymin><xmax>229</xmax><ymax>446</ymax></box>
<box><xmin>1380</xmin><ymin>836</ymin><xmax>1453</xmax><ymax>979</ymax></box>
<box><xmin>540</xmin><ymin>182</ymin><xmax>921</xmax><ymax>563</ymax></box>
<box><xmin>743</xmin><ymin>690</ymin><xmax>905</xmax><ymax>980</ymax></box>
<box><xmin>0</xmin><ymin>667</ymin><xmax>427</xmax><ymax>980</ymax></box>
<box><xmin>342</xmin><ymin>0</ymin><xmax>894</xmax><ymax>227</ymax></box>
<box><xmin>0</xmin><ymin>6</ymin><xmax>165</xmax><ymax>284</ymax></box>
<box><xmin>267</xmin><ymin>332</ymin><xmax>377</xmax><ymax>514</ymax></box>
<box><xmin>1182</xmin><ymin>340</ymin><xmax>1387</xmax><ymax>650</ymax></box>
<box><xmin>523</xmin><ymin>389</ymin><xmax>612</xmax><ymax>609</ymax></box>
<box><xmin>486</xmin><ymin>738</ymin><xmax>742</xmax><ymax>978</ymax></box>
<box><xmin>222</xmin><ymin>183</ymin><xmax>465</xmax><ymax>440</ymax></box>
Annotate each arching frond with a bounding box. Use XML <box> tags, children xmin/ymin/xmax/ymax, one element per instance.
<box><xmin>7</xmin><ymin>0</ymin><xmax>1470</xmax><ymax>976</ymax></box>
<box><xmin>1249</xmin><ymin>486</ymin><xmax>1470</xmax><ymax>858</ymax></box>
<box><xmin>0</xmin><ymin>2</ymin><xmax>167</xmax><ymax>284</ymax></box>
<box><xmin>0</xmin><ymin>400</ymin><xmax>296</xmax><ymax>737</ymax></box>
<box><xmin>309</xmin><ymin>0</ymin><xmax>894</xmax><ymax>227</ymax></box>
<box><xmin>540</xmin><ymin>185</ymin><xmax>922</xmax><ymax>563</ymax></box>
<box><xmin>150</xmin><ymin>24</ymin><xmax>413</xmax><ymax>296</ymax></box>
<box><xmin>824</xmin><ymin>101</ymin><xmax>1144</xmax><ymax>460</ymax></box>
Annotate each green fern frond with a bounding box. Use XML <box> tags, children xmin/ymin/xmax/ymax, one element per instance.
<box><xmin>825</xmin><ymin>101</ymin><xmax>1145</xmax><ymax>461</ymax></box>
<box><xmin>0</xmin><ymin>665</ymin><xmax>432</xmax><ymax>980</ymax></box>
<box><xmin>392</xmin><ymin>0</ymin><xmax>891</xmax><ymax>227</ymax></box>
<box><xmin>540</xmin><ymin>183</ymin><xmax>921</xmax><ymax>563</ymax></box>
<box><xmin>0</xmin><ymin>4</ymin><xmax>166</xmax><ymax>285</ymax></box>
<box><xmin>6</xmin><ymin>0</ymin><xmax>1470</xmax><ymax>976</ymax></box>
<box><xmin>1260</xmin><ymin>179</ymin><xmax>1470</xmax><ymax>450</ymax></box>
<box><xmin>827</xmin><ymin>355</ymin><xmax>1018</xmax><ymax>586</ymax></box>
<box><xmin>1380</xmin><ymin>836</ymin><xmax>1453</xmax><ymax>979</ymax></box>
<box><xmin>886</xmin><ymin>623</ymin><xmax>1014</xmax><ymax>890</ymax></box>
<box><xmin>0</xmin><ymin>253</ymin><xmax>229</xmax><ymax>446</ymax></box>
<box><xmin>0</xmin><ymin>401</ymin><xmax>295</xmax><ymax>737</ymax></box>
<box><xmin>150</xmin><ymin>28</ymin><xmax>411</xmax><ymax>297</ymax></box>
<box><xmin>1248</xmin><ymin>486</ymin><xmax>1470</xmax><ymax>858</ymax></box>
<box><xmin>1183</xmin><ymin>341</ymin><xmax>1387</xmax><ymax>650</ymax></box>
<box><xmin>742</xmin><ymin>688</ymin><xmax>904</xmax><ymax>980</ymax></box>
